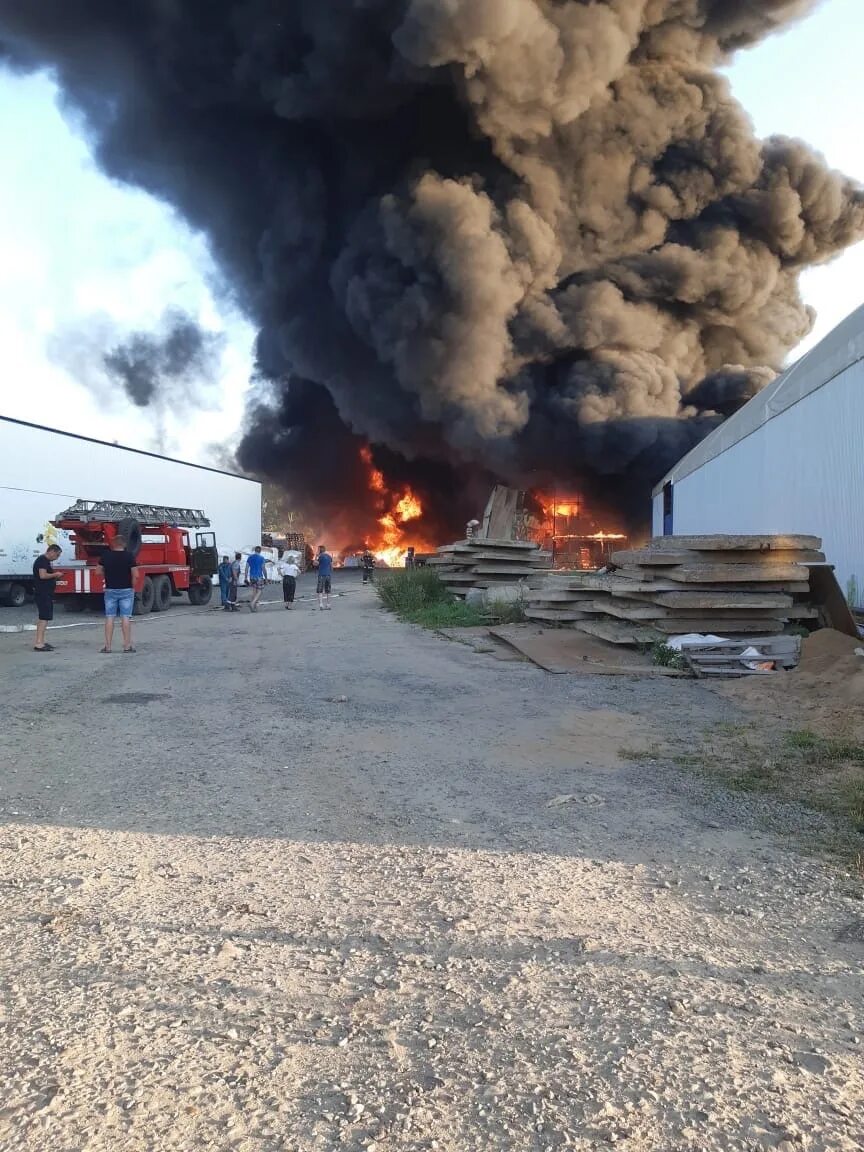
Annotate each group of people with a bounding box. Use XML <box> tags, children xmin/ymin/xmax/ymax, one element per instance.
<box><xmin>28</xmin><ymin>534</ymin><xmax>370</xmax><ymax>654</ymax></box>
<box><xmin>217</xmin><ymin>545</ymin><xmax>334</xmax><ymax>612</ymax></box>
<box><xmin>216</xmin><ymin>546</ymin><xmax>272</xmax><ymax>613</ymax></box>
<box><xmin>30</xmin><ymin>539</ymin><xmax>342</xmax><ymax>653</ymax></box>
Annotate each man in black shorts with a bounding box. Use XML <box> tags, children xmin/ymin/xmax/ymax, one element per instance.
<box><xmin>316</xmin><ymin>544</ymin><xmax>333</xmax><ymax>611</ymax></box>
<box><xmin>32</xmin><ymin>543</ymin><xmax>63</xmax><ymax>651</ymax></box>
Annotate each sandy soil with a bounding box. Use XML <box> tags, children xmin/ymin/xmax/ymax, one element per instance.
<box><xmin>0</xmin><ymin>578</ymin><xmax>862</xmax><ymax>1151</ymax></box>
<box><xmin>719</xmin><ymin>628</ymin><xmax>864</xmax><ymax>740</ymax></box>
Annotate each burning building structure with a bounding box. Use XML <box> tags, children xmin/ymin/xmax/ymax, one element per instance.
<box><xmin>529</xmin><ymin>493</ymin><xmax>628</xmax><ymax>571</ymax></box>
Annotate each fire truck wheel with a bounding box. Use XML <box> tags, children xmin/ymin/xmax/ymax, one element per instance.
<box><xmin>151</xmin><ymin>575</ymin><xmax>172</xmax><ymax>612</ymax></box>
<box><xmin>117</xmin><ymin>517</ymin><xmax>142</xmax><ymax>559</ymax></box>
<box><xmin>62</xmin><ymin>595</ymin><xmax>87</xmax><ymax>613</ymax></box>
<box><xmin>133</xmin><ymin>576</ymin><xmax>155</xmax><ymax>616</ymax></box>
<box><xmin>187</xmin><ymin>578</ymin><xmax>213</xmax><ymax>606</ymax></box>
<box><xmin>2</xmin><ymin>582</ymin><xmax>27</xmax><ymax>608</ymax></box>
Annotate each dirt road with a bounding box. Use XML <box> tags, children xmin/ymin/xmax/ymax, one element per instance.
<box><xmin>1</xmin><ymin>582</ymin><xmax>861</xmax><ymax>1150</ymax></box>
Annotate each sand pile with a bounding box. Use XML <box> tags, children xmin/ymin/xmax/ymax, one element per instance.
<box><xmin>718</xmin><ymin>628</ymin><xmax>864</xmax><ymax>734</ymax></box>
<box><xmin>798</xmin><ymin>627</ymin><xmax>862</xmax><ymax>672</ymax></box>
<box><xmin>795</xmin><ymin>629</ymin><xmax>864</xmax><ymax>707</ymax></box>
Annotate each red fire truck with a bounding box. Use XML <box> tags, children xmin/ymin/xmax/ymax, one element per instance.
<box><xmin>52</xmin><ymin>500</ymin><xmax>219</xmax><ymax>614</ymax></box>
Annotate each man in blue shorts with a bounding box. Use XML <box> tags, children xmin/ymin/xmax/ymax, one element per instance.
<box><xmin>244</xmin><ymin>545</ymin><xmax>267</xmax><ymax>612</ymax></box>
<box><xmin>316</xmin><ymin>544</ymin><xmax>333</xmax><ymax>611</ymax></box>
<box><xmin>97</xmin><ymin>534</ymin><xmax>138</xmax><ymax>653</ymax></box>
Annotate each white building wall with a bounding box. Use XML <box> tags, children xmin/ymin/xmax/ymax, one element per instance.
<box><xmin>660</xmin><ymin>357</ymin><xmax>864</xmax><ymax>599</ymax></box>
<box><xmin>0</xmin><ymin>419</ymin><xmax>261</xmax><ymax>578</ymax></box>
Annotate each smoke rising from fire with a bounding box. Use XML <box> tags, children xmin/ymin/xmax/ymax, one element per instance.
<box><xmin>103</xmin><ymin>310</ymin><xmax>225</xmax><ymax>410</ymax></box>
<box><xmin>2</xmin><ymin>1</ymin><xmax>862</xmax><ymax>533</ymax></box>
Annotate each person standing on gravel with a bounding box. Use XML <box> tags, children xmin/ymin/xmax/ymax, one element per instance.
<box><xmin>316</xmin><ymin>544</ymin><xmax>333</xmax><ymax>610</ymax></box>
<box><xmin>97</xmin><ymin>534</ymin><xmax>138</xmax><ymax>653</ymax></box>
<box><xmin>228</xmin><ymin>552</ymin><xmax>242</xmax><ymax>611</ymax></box>
<box><xmin>32</xmin><ymin>543</ymin><xmax>63</xmax><ymax>652</ymax></box>
<box><xmin>279</xmin><ymin>554</ymin><xmax>300</xmax><ymax>609</ymax></box>
<box><xmin>361</xmin><ymin>548</ymin><xmax>375</xmax><ymax>585</ymax></box>
<box><xmin>245</xmin><ymin>545</ymin><xmax>267</xmax><ymax>612</ymax></box>
<box><xmin>218</xmin><ymin>554</ymin><xmax>232</xmax><ymax>609</ymax></box>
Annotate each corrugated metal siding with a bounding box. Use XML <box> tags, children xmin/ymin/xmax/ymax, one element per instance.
<box><xmin>669</xmin><ymin>357</ymin><xmax>864</xmax><ymax>601</ymax></box>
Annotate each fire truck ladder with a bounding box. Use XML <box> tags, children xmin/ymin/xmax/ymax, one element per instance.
<box><xmin>56</xmin><ymin>500</ymin><xmax>211</xmax><ymax>528</ymax></box>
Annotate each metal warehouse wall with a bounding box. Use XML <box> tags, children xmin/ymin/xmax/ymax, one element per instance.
<box><xmin>653</xmin><ymin>358</ymin><xmax>864</xmax><ymax>599</ymax></box>
<box><xmin>0</xmin><ymin>418</ymin><xmax>262</xmax><ymax>558</ymax></box>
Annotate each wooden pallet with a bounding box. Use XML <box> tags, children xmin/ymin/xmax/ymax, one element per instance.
<box><xmin>683</xmin><ymin>635</ymin><xmax>801</xmax><ymax>676</ymax></box>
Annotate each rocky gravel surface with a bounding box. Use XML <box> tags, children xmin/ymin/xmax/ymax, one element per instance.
<box><xmin>0</xmin><ymin>582</ymin><xmax>861</xmax><ymax>1150</ymax></box>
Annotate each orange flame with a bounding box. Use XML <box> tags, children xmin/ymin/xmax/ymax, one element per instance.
<box><xmin>359</xmin><ymin>446</ymin><xmax>436</xmax><ymax>565</ymax></box>
<box><xmin>554</xmin><ymin>501</ymin><xmax>580</xmax><ymax>518</ymax></box>
<box><xmin>360</xmin><ymin>445</ymin><xmax>387</xmax><ymax>493</ymax></box>
<box><xmin>395</xmin><ymin>491</ymin><xmax>422</xmax><ymax>522</ymax></box>
<box><xmin>530</xmin><ymin>490</ymin><xmax>628</xmax><ymax>568</ymax></box>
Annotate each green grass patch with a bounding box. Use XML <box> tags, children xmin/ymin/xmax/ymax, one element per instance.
<box><xmin>785</xmin><ymin>729</ymin><xmax>864</xmax><ymax>765</ymax></box>
<box><xmin>404</xmin><ymin>600</ymin><xmax>490</xmax><ymax>629</ymax></box>
<box><xmin>376</xmin><ymin>568</ymin><xmax>525</xmax><ymax>628</ymax></box>
<box><xmin>376</xmin><ymin>567</ymin><xmax>451</xmax><ymax>616</ymax></box>
<box><xmin>648</xmin><ymin>641</ymin><xmax>688</xmax><ymax>671</ymax></box>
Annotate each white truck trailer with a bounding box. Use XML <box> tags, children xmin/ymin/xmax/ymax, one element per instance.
<box><xmin>0</xmin><ymin>415</ymin><xmax>262</xmax><ymax>606</ymax></box>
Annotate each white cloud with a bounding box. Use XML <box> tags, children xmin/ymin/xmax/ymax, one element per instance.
<box><xmin>0</xmin><ymin>69</ymin><xmax>254</xmax><ymax>464</ymax></box>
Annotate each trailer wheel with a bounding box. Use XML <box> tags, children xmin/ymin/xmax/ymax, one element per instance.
<box><xmin>187</xmin><ymin>578</ymin><xmax>213</xmax><ymax>606</ymax></box>
<box><xmin>151</xmin><ymin>575</ymin><xmax>172</xmax><ymax>612</ymax></box>
<box><xmin>3</xmin><ymin>582</ymin><xmax>28</xmax><ymax>608</ymax></box>
<box><xmin>117</xmin><ymin>517</ymin><xmax>142</xmax><ymax>559</ymax></box>
<box><xmin>133</xmin><ymin>576</ymin><xmax>155</xmax><ymax>615</ymax></box>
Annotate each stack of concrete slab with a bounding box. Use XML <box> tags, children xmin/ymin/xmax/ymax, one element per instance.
<box><xmin>525</xmin><ymin>572</ymin><xmax>609</xmax><ymax>625</ymax></box>
<box><xmin>428</xmin><ymin>539</ymin><xmax>551</xmax><ymax>598</ymax></box>
<box><xmin>527</xmin><ymin>534</ymin><xmax>825</xmax><ymax>643</ymax></box>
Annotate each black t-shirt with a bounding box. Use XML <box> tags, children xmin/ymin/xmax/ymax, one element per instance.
<box><xmin>32</xmin><ymin>555</ymin><xmax>54</xmax><ymax>597</ymax></box>
<box><xmin>100</xmin><ymin>549</ymin><xmax>135</xmax><ymax>589</ymax></box>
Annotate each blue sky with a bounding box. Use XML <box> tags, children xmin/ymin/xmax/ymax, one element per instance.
<box><xmin>0</xmin><ymin>0</ymin><xmax>862</xmax><ymax>463</ymax></box>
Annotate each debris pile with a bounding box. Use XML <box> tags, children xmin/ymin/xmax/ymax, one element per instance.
<box><xmin>429</xmin><ymin>540</ymin><xmax>551</xmax><ymax>599</ymax></box>
<box><xmin>527</xmin><ymin>535</ymin><xmax>827</xmax><ymax>645</ymax></box>
<box><xmin>676</xmin><ymin>635</ymin><xmax>802</xmax><ymax>678</ymax></box>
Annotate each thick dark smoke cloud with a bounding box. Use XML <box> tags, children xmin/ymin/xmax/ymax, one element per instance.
<box><xmin>103</xmin><ymin>309</ymin><xmax>225</xmax><ymax>410</ymax></box>
<box><xmin>2</xmin><ymin>0</ymin><xmax>862</xmax><ymax>531</ymax></box>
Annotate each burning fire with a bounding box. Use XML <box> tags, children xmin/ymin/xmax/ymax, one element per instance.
<box><xmin>531</xmin><ymin>490</ymin><xmax>627</xmax><ymax>569</ymax></box>
<box><xmin>361</xmin><ymin>446</ymin><xmax>387</xmax><ymax>494</ymax></box>
<box><xmin>534</xmin><ymin>492</ymin><xmax>625</xmax><ymax>538</ymax></box>
<box><xmin>552</xmin><ymin>500</ymin><xmax>580</xmax><ymax>518</ymax></box>
<box><xmin>360</xmin><ymin>446</ymin><xmax>435</xmax><ymax>566</ymax></box>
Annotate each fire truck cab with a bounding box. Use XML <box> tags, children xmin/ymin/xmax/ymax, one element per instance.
<box><xmin>52</xmin><ymin>500</ymin><xmax>219</xmax><ymax>614</ymax></box>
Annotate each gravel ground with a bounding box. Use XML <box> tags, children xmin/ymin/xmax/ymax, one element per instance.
<box><xmin>0</xmin><ymin>577</ymin><xmax>862</xmax><ymax>1151</ymax></box>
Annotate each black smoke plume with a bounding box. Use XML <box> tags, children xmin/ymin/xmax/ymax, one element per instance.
<box><xmin>103</xmin><ymin>309</ymin><xmax>225</xmax><ymax>410</ymax></box>
<box><xmin>2</xmin><ymin>1</ymin><xmax>862</xmax><ymax>533</ymax></box>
